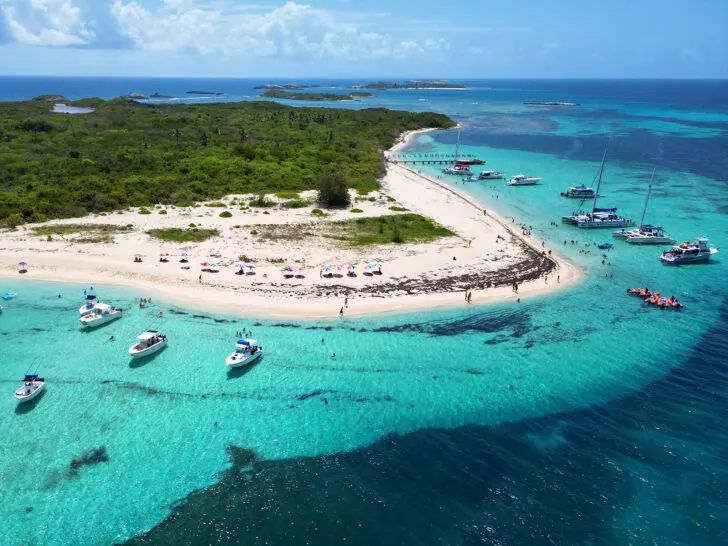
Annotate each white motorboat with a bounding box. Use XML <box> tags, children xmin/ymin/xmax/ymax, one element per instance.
<box><xmin>614</xmin><ymin>171</ymin><xmax>674</xmax><ymax>244</ymax></box>
<box><xmin>660</xmin><ymin>237</ymin><xmax>718</xmax><ymax>265</ymax></box>
<box><xmin>574</xmin><ymin>151</ymin><xmax>634</xmax><ymax>229</ymax></box>
<box><xmin>79</xmin><ymin>303</ymin><xmax>123</xmax><ymax>328</ymax></box>
<box><xmin>225</xmin><ymin>339</ymin><xmax>263</xmax><ymax>368</ymax></box>
<box><xmin>442</xmin><ymin>164</ymin><xmax>472</xmax><ymax>176</ymax></box>
<box><xmin>561</xmin><ymin>185</ymin><xmax>596</xmax><ymax>199</ymax></box>
<box><xmin>128</xmin><ymin>330</ymin><xmax>167</xmax><ymax>359</ymax></box>
<box><xmin>15</xmin><ymin>374</ymin><xmax>45</xmax><ymax>403</ymax></box>
<box><xmin>507</xmin><ymin>174</ymin><xmax>541</xmax><ymax>186</ymax></box>
<box><xmin>478</xmin><ymin>170</ymin><xmax>504</xmax><ymax>180</ymax></box>
<box><xmin>79</xmin><ymin>294</ymin><xmax>99</xmax><ymax>315</ymax></box>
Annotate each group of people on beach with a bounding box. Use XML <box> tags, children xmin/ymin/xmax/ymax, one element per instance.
<box><xmin>138</xmin><ymin>297</ymin><xmax>152</xmax><ymax>309</ymax></box>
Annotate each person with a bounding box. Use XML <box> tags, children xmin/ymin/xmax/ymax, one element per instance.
<box><xmin>557</xmin><ymin>275</ymin><xmax>560</xmax><ymax>283</ymax></box>
<box><xmin>109</xmin><ymin>335</ymin><xmax>115</xmax><ymax>341</ymax></box>
<box><xmin>58</xmin><ymin>294</ymin><xmax>62</xmax><ymax>299</ymax></box>
<box><xmin>517</xmin><ymin>298</ymin><xmax>521</xmax><ymax>303</ymax></box>
<box><xmin>83</xmin><ymin>289</ymin><xmax>86</xmax><ymax>296</ymax></box>
<box><xmin>199</xmin><ymin>274</ymin><xmax>202</xmax><ymax>283</ymax></box>
<box><xmin>321</xmin><ymin>338</ymin><xmax>325</xmax><ymax>343</ymax></box>
<box><xmin>331</xmin><ymin>353</ymin><xmax>336</xmax><ymax>360</ymax></box>
<box><xmin>339</xmin><ymin>307</ymin><xmax>344</xmax><ymax>317</ymax></box>
<box><xmin>545</xmin><ymin>276</ymin><xmax>548</xmax><ymax>284</ymax></box>
<box><xmin>345</xmin><ymin>296</ymin><xmax>348</xmax><ymax>308</ymax></box>
<box><xmin>483</xmin><ymin>210</ymin><xmax>487</xmax><ymax>216</ymax></box>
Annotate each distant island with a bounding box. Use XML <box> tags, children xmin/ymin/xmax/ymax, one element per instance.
<box><xmin>253</xmin><ymin>84</ymin><xmax>309</xmax><ymax>90</ymax></box>
<box><xmin>261</xmin><ymin>89</ymin><xmax>374</xmax><ymax>101</ymax></box>
<box><xmin>523</xmin><ymin>101</ymin><xmax>581</xmax><ymax>107</ymax></box>
<box><xmin>124</xmin><ymin>93</ymin><xmax>149</xmax><ymax>100</ymax></box>
<box><xmin>186</xmin><ymin>90</ymin><xmax>223</xmax><ymax>95</ymax></box>
<box><xmin>32</xmin><ymin>94</ymin><xmax>69</xmax><ymax>103</ymax></box>
<box><xmin>351</xmin><ymin>81</ymin><xmax>467</xmax><ymax>90</ymax></box>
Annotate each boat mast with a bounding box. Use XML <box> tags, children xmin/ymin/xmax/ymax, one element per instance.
<box><xmin>454</xmin><ymin>130</ymin><xmax>460</xmax><ymax>161</ymax></box>
<box><xmin>592</xmin><ymin>150</ymin><xmax>607</xmax><ymax>214</ymax></box>
<box><xmin>638</xmin><ymin>169</ymin><xmax>655</xmax><ymax>229</ymax></box>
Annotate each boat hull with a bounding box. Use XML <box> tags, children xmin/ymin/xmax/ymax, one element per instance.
<box><xmin>576</xmin><ymin>220</ymin><xmax>635</xmax><ymax>229</ymax></box>
<box><xmin>226</xmin><ymin>350</ymin><xmax>263</xmax><ymax>368</ymax></box>
<box><xmin>128</xmin><ymin>339</ymin><xmax>167</xmax><ymax>359</ymax></box>
<box><xmin>79</xmin><ymin>311</ymin><xmax>122</xmax><ymax>328</ymax></box>
<box><xmin>626</xmin><ymin>237</ymin><xmax>676</xmax><ymax>245</ymax></box>
<box><xmin>15</xmin><ymin>382</ymin><xmax>45</xmax><ymax>403</ymax></box>
<box><xmin>660</xmin><ymin>251</ymin><xmax>717</xmax><ymax>265</ymax></box>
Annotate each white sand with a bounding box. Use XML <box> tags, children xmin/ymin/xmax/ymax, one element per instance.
<box><xmin>0</xmin><ymin>128</ymin><xmax>580</xmax><ymax>318</ymax></box>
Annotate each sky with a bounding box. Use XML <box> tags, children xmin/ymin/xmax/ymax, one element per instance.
<box><xmin>0</xmin><ymin>0</ymin><xmax>726</xmax><ymax>78</ymax></box>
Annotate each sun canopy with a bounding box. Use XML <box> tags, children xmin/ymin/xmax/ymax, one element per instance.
<box><xmin>594</xmin><ymin>207</ymin><xmax>617</xmax><ymax>213</ymax></box>
<box><xmin>137</xmin><ymin>331</ymin><xmax>158</xmax><ymax>341</ymax></box>
<box><xmin>237</xmin><ymin>339</ymin><xmax>257</xmax><ymax>346</ymax></box>
<box><xmin>23</xmin><ymin>373</ymin><xmax>38</xmax><ymax>379</ymax></box>
<box><xmin>93</xmin><ymin>303</ymin><xmax>112</xmax><ymax>311</ymax></box>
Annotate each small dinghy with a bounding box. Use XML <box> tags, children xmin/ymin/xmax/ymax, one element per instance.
<box><xmin>598</xmin><ymin>242</ymin><xmax>614</xmax><ymax>250</ymax></box>
<box><xmin>128</xmin><ymin>330</ymin><xmax>167</xmax><ymax>359</ymax></box>
<box><xmin>15</xmin><ymin>374</ymin><xmax>45</xmax><ymax>403</ymax></box>
<box><xmin>2</xmin><ymin>292</ymin><xmax>17</xmax><ymax>301</ymax></box>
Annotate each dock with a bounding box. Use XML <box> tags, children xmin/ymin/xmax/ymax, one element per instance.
<box><xmin>389</xmin><ymin>153</ymin><xmax>483</xmax><ymax>165</ymax></box>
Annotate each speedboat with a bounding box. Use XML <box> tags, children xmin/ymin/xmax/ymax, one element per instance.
<box><xmin>79</xmin><ymin>294</ymin><xmax>99</xmax><ymax>315</ymax></box>
<box><xmin>225</xmin><ymin>339</ymin><xmax>263</xmax><ymax>368</ymax></box>
<box><xmin>2</xmin><ymin>291</ymin><xmax>16</xmax><ymax>301</ymax></box>
<box><xmin>561</xmin><ymin>185</ymin><xmax>596</xmax><ymax>199</ymax></box>
<box><xmin>660</xmin><ymin>237</ymin><xmax>718</xmax><ymax>265</ymax></box>
<box><xmin>128</xmin><ymin>330</ymin><xmax>167</xmax><ymax>359</ymax></box>
<box><xmin>442</xmin><ymin>164</ymin><xmax>472</xmax><ymax>176</ymax></box>
<box><xmin>79</xmin><ymin>303</ymin><xmax>123</xmax><ymax>328</ymax></box>
<box><xmin>15</xmin><ymin>374</ymin><xmax>45</xmax><ymax>403</ymax></box>
<box><xmin>507</xmin><ymin>174</ymin><xmax>541</xmax><ymax>186</ymax></box>
<box><xmin>478</xmin><ymin>170</ymin><xmax>504</xmax><ymax>180</ymax></box>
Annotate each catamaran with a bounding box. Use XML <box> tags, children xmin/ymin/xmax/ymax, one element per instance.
<box><xmin>442</xmin><ymin>164</ymin><xmax>472</xmax><ymax>176</ymax></box>
<box><xmin>225</xmin><ymin>339</ymin><xmax>263</xmax><ymax>368</ymax></box>
<box><xmin>573</xmin><ymin>151</ymin><xmax>634</xmax><ymax>229</ymax></box>
<box><xmin>14</xmin><ymin>374</ymin><xmax>45</xmax><ymax>403</ymax></box>
<box><xmin>611</xmin><ymin>170</ymin><xmax>675</xmax><ymax>244</ymax></box>
<box><xmin>660</xmin><ymin>237</ymin><xmax>718</xmax><ymax>265</ymax></box>
<box><xmin>79</xmin><ymin>294</ymin><xmax>99</xmax><ymax>315</ymax></box>
<box><xmin>78</xmin><ymin>303</ymin><xmax>123</xmax><ymax>328</ymax></box>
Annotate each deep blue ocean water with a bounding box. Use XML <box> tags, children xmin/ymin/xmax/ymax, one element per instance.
<box><xmin>1</xmin><ymin>77</ymin><xmax>727</xmax><ymax>544</ymax></box>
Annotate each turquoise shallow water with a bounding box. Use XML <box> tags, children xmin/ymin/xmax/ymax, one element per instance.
<box><xmin>1</xmin><ymin>79</ymin><xmax>728</xmax><ymax>544</ymax></box>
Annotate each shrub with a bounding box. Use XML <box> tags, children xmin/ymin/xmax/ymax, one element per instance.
<box><xmin>238</xmin><ymin>254</ymin><xmax>253</xmax><ymax>262</ymax></box>
<box><xmin>158</xmin><ymin>209</ymin><xmax>168</xmax><ymax>214</ymax></box>
<box><xmin>311</xmin><ymin>209</ymin><xmax>325</xmax><ymax>217</ymax></box>
<box><xmin>138</xmin><ymin>208</ymin><xmax>152</xmax><ymax>215</ymax></box>
<box><xmin>188</xmin><ymin>223</ymin><xmax>196</xmax><ymax>228</ymax></box>
<box><xmin>392</xmin><ymin>223</ymin><xmax>403</xmax><ymax>243</ymax></box>
<box><xmin>146</xmin><ymin>228</ymin><xmax>219</xmax><ymax>242</ymax></box>
<box><xmin>250</xmin><ymin>193</ymin><xmax>275</xmax><ymax>207</ymax></box>
<box><xmin>350</xmin><ymin>208</ymin><xmax>363</xmax><ymax>213</ymax></box>
<box><xmin>219</xmin><ymin>211</ymin><xmax>233</xmax><ymax>218</ymax></box>
<box><xmin>286</xmin><ymin>199</ymin><xmax>308</xmax><ymax>209</ymax></box>
<box><xmin>206</xmin><ymin>201</ymin><xmax>227</xmax><ymax>208</ymax></box>
<box><xmin>389</xmin><ymin>206</ymin><xmax>409</xmax><ymax>212</ymax></box>
<box><xmin>317</xmin><ymin>171</ymin><xmax>350</xmax><ymax>207</ymax></box>
<box><xmin>250</xmin><ymin>229</ymin><xmax>258</xmax><ymax>235</ymax></box>
<box><xmin>275</xmin><ymin>190</ymin><xmax>301</xmax><ymax>199</ymax></box>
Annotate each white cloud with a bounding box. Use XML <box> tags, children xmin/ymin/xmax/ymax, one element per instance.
<box><xmin>108</xmin><ymin>0</ymin><xmax>449</xmax><ymax>60</ymax></box>
<box><xmin>1</xmin><ymin>0</ymin><xmax>94</xmax><ymax>46</ymax></box>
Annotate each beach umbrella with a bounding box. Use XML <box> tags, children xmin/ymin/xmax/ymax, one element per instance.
<box><xmin>348</xmin><ymin>264</ymin><xmax>356</xmax><ymax>270</ymax></box>
<box><xmin>336</xmin><ymin>266</ymin><xmax>342</xmax><ymax>271</ymax></box>
<box><xmin>200</xmin><ymin>262</ymin><xmax>210</xmax><ymax>266</ymax></box>
<box><xmin>18</xmin><ymin>261</ymin><xmax>28</xmax><ymax>266</ymax></box>
<box><xmin>281</xmin><ymin>266</ymin><xmax>294</xmax><ymax>272</ymax></box>
<box><xmin>134</xmin><ymin>253</ymin><xmax>144</xmax><ymax>258</ymax></box>
<box><xmin>181</xmin><ymin>252</ymin><xmax>189</xmax><ymax>257</ymax></box>
<box><xmin>246</xmin><ymin>264</ymin><xmax>255</xmax><ymax>269</ymax></box>
<box><xmin>210</xmin><ymin>263</ymin><xmax>217</xmax><ymax>268</ymax></box>
<box><xmin>235</xmin><ymin>263</ymin><xmax>244</xmax><ymax>269</ymax></box>
<box><xmin>160</xmin><ymin>253</ymin><xmax>168</xmax><ymax>257</ymax></box>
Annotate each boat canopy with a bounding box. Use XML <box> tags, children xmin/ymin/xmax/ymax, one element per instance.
<box><xmin>237</xmin><ymin>339</ymin><xmax>257</xmax><ymax>346</ymax></box>
<box><xmin>594</xmin><ymin>207</ymin><xmax>617</xmax><ymax>213</ymax></box>
<box><xmin>23</xmin><ymin>373</ymin><xmax>38</xmax><ymax>379</ymax></box>
<box><xmin>137</xmin><ymin>331</ymin><xmax>158</xmax><ymax>341</ymax></box>
<box><xmin>86</xmin><ymin>294</ymin><xmax>97</xmax><ymax>300</ymax></box>
<box><xmin>94</xmin><ymin>303</ymin><xmax>112</xmax><ymax>311</ymax></box>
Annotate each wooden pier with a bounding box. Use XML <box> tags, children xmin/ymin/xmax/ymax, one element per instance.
<box><xmin>389</xmin><ymin>153</ymin><xmax>483</xmax><ymax>165</ymax></box>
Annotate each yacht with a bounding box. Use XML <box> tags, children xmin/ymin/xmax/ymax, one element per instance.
<box><xmin>15</xmin><ymin>374</ymin><xmax>45</xmax><ymax>403</ymax></box>
<box><xmin>613</xmin><ymin>171</ymin><xmax>675</xmax><ymax>244</ymax></box>
<box><xmin>442</xmin><ymin>164</ymin><xmax>472</xmax><ymax>176</ymax></box>
<box><xmin>225</xmin><ymin>339</ymin><xmax>263</xmax><ymax>368</ymax></box>
<box><xmin>660</xmin><ymin>237</ymin><xmax>718</xmax><ymax>265</ymax></box>
<box><xmin>574</xmin><ymin>151</ymin><xmax>634</xmax><ymax>229</ymax></box>
<box><xmin>478</xmin><ymin>170</ymin><xmax>504</xmax><ymax>180</ymax></box>
<box><xmin>507</xmin><ymin>174</ymin><xmax>541</xmax><ymax>186</ymax></box>
<box><xmin>561</xmin><ymin>185</ymin><xmax>596</xmax><ymax>199</ymax></box>
<box><xmin>128</xmin><ymin>330</ymin><xmax>167</xmax><ymax>359</ymax></box>
<box><xmin>79</xmin><ymin>294</ymin><xmax>99</xmax><ymax>315</ymax></box>
<box><xmin>79</xmin><ymin>303</ymin><xmax>123</xmax><ymax>328</ymax></box>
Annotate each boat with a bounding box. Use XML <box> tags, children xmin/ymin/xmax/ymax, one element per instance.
<box><xmin>79</xmin><ymin>294</ymin><xmax>99</xmax><ymax>315</ymax></box>
<box><xmin>451</xmin><ymin>130</ymin><xmax>485</xmax><ymax>166</ymax></box>
<box><xmin>660</xmin><ymin>237</ymin><xmax>718</xmax><ymax>265</ymax></box>
<box><xmin>2</xmin><ymin>291</ymin><xmax>16</xmax><ymax>300</ymax></box>
<box><xmin>574</xmin><ymin>151</ymin><xmax>634</xmax><ymax>229</ymax></box>
<box><xmin>225</xmin><ymin>339</ymin><xmax>263</xmax><ymax>368</ymax></box>
<box><xmin>612</xmin><ymin>171</ymin><xmax>676</xmax><ymax>244</ymax></box>
<box><xmin>507</xmin><ymin>174</ymin><xmax>541</xmax><ymax>186</ymax></box>
<box><xmin>78</xmin><ymin>303</ymin><xmax>123</xmax><ymax>328</ymax></box>
<box><xmin>478</xmin><ymin>170</ymin><xmax>504</xmax><ymax>180</ymax></box>
<box><xmin>442</xmin><ymin>164</ymin><xmax>472</xmax><ymax>176</ymax></box>
<box><xmin>128</xmin><ymin>330</ymin><xmax>168</xmax><ymax>359</ymax></box>
<box><xmin>560</xmin><ymin>185</ymin><xmax>596</xmax><ymax>199</ymax></box>
<box><xmin>14</xmin><ymin>374</ymin><xmax>45</xmax><ymax>403</ymax></box>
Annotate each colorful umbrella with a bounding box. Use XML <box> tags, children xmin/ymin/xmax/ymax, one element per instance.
<box><xmin>281</xmin><ymin>266</ymin><xmax>294</xmax><ymax>272</ymax></box>
<box><xmin>235</xmin><ymin>263</ymin><xmax>244</xmax><ymax>268</ymax></box>
<box><xmin>200</xmin><ymin>262</ymin><xmax>210</xmax><ymax>266</ymax></box>
<box><xmin>181</xmin><ymin>252</ymin><xmax>189</xmax><ymax>257</ymax></box>
<box><xmin>18</xmin><ymin>261</ymin><xmax>28</xmax><ymax>266</ymax></box>
<box><xmin>160</xmin><ymin>253</ymin><xmax>168</xmax><ymax>257</ymax></box>
<box><xmin>246</xmin><ymin>264</ymin><xmax>255</xmax><ymax>269</ymax></box>
<box><xmin>348</xmin><ymin>264</ymin><xmax>356</xmax><ymax>270</ymax></box>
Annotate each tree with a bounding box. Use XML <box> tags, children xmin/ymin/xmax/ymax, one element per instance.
<box><xmin>317</xmin><ymin>171</ymin><xmax>350</xmax><ymax>207</ymax></box>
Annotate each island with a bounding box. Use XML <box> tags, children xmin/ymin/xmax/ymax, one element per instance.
<box><xmin>351</xmin><ymin>81</ymin><xmax>467</xmax><ymax>90</ymax></box>
<box><xmin>32</xmin><ymin>94</ymin><xmax>70</xmax><ymax>103</ymax></box>
<box><xmin>186</xmin><ymin>90</ymin><xmax>223</xmax><ymax>95</ymax></box>
<box><xmin>261</xmin><ymin>89</ymin><xmax>374</xmax><ymax>101</ymax></box>
<box><xmin>523</xmin><ymin>101</ymin><xmax>581</xmax><ymax>107</ymax></box>
<box><xmin>253</xmin><ymin>84</ymin><xmax>309</xmax><ymax>90</ymax></box>
<box><xmin>124</xmin><ymin>93</ymin><xmax>149</xmax><ymax>100</ymax></box>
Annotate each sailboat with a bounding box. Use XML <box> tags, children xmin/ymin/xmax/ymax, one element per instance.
<box><xmin>613</xmin><ymin>170</ymin><xmax>676</xmax><ymax>244</ymax></box>
<box><xmin>574</xmin><ymin>152</ymin><xmax>635</xmax><ymax>229</ymax></box>
<box><xmin>452</xmin><ymin>129</ymin><xmax>485</xmax><ymax>166</ymax></box>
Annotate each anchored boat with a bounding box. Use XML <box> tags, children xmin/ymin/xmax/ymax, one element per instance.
<box><xmin>225</xmin><ymin>339</ymin><xmax>263</xmax><ymax>368</ymax></box>
<box><xmin>14</xmin><ymin>374</ymin><xmax>45</xmax><ymax>403</ymax></box>
<box><xmin>574</xmin><ymin>151</ymin><xmax>634</xmax><ymax>229</ymax></box>
<box><xmin>507</xmin><ymin>174</ymin><xmax>541</xmax><ymax>186</ymax></box>
<box><xmin>613</xmin><ymin>170</ymin><xmax>675</xmax><ymax>244</ymax></box>
<box><xmin>128</xmin><ymin>330</ymin><xmax>168</xmax><ymax>359</ymax></box>
<box><xmin>660</xmin><ymin>237</ymin><xmax>718</xmax><ymax>265</ymax></box>
<box><xmin>79</xmin><ymin>303</ymin><xmax>123</xmax><ymax>328</ymax></box>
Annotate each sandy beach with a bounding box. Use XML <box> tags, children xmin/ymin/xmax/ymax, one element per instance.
<box><xmin>0</xmin><ymin>128</ymin><xmax>580</xmax><ymax>318</ymax></box>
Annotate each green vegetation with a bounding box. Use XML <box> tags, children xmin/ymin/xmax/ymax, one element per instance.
<box><xmin>355</xmin><ymin>81</ymin><xmax>467</xmax><ymax>90</ymax></box>
<box><xmin>317</xmin><ymin>172</ymin><xmax>350</xmax><ymax>207</ymax></box>
<box><xmin>206</xmin><ymin>202</ymin><xmax>227</xmax><ymax>208</ymax></box>
<box><xmin>249</xmin><ymin>193</ymin><xmax>275</xmax><ymax>207</ymax></box>
<box><xmin>30</xmin><ymin>222</ymin><xmax>132</xmax><ymax>243</ymax></box>
<box><xmin>219</xmin><ymin>211</ymin><xmax>233</xmax><ymax>218</ymax></box>
<box><xmin>286</xmin><ymin>199</ymin><xmax>308</xmax><ymax>209</ymax></box>
<box><xmin>331</xmin><ymin>214</ymin><xmax>455</xmax><ymax>246</ymax></box>
<box><xmin>0</xmin><ymin>99</ymin><xmax>453</xmax><ymax>226</ymax></box>
<box><xmin>350</xmin><ymin>208</ymin><xmax>363</xmax><ymax>213</ymax></box>
<box><xmin>274</xmin><ymin>190</ymin><xmax>300</xmax><ymax>199</ymax></box>
<box><xmin>138</xmin><ymin>208</ymin><xmax>152</xmax><ymax>215</ymax></box>
<box><xmin>389</xmin><ymin>205</ymin><xmax>409</xmax><ymax>212</ymax></box>
<box><xmin>158</xmin><ymin>209</ymin><xmax>167</xmax><ymax>214</ymax></box>
<box><xmin>146</xmin><ymin>227</ymin><xmax>219</xmax><ymax>242</ymax></box>
<box><xmin>261</xmin><ymin>89</ymin><xmax>373</xmax><ymax>101</ymax></box>
<box><xmin>311</xmin><ymin>209</ymin><xmax>326</xmax><ymax>217</ymax></box>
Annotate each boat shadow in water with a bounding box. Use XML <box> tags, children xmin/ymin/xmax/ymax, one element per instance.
<box><xmin>129</xmin><ymin>347</ymin><xmax>167</xmax><ymax>369</ymax></box>
<box><xmin>14</xmin><ymin>389</ymin><xmax>46</xmax><ymax>415</ymax></box>
<box><xmin>226</xmin><ymin>358</ymin><xmax>262</xmax><ymax>380</ymax></box>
